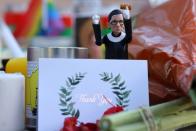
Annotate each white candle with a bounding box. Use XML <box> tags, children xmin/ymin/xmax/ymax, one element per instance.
<box><xmin>0</xmin><ymin>72</ymin><xmax>25</xmax><ymax>131</ymax></box>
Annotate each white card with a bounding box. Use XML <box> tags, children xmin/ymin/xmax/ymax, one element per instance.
<box><xmin>38</xmin><ymin>58</ymin><xmax>149</xmax><ymax>131</ymax></box>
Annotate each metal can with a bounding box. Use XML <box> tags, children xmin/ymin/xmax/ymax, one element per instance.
<box><xmin>26</xmin><ymin>47</ymin><xmax>88</xmax><ymax>129</ymax></box>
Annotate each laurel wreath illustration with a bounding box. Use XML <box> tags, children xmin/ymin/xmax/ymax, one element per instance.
<box><xmin>59</xmin><ymin>72</ymin><xmax>131</xmax><ymax>118</ymax></box>
<box><xmin>99</xmin><ymin>72</ymin><xmax>131</xmax><ymax>108</ymax></box>
<box><xmin>59</xmin><ymin>72</ymin><xmax>86</xmax><ymax>118</ymax></box>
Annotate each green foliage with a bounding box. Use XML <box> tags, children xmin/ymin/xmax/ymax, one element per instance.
<box><xmin>100</xmin><ymin>72</ymin><xmax>131</xmax><ymax>108</ymax></box>
<box><xmin>59</xmin><ymin>72</ymin><xmax>86</xmax><ymax>118</ymax></box>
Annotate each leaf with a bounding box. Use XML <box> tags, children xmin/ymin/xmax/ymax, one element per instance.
<box><xmin>68</xmin><ymin>102</ymin><xmax>75</xmax><ymax>108</ymax></box>
<box><xmin>59</xmin><ymin>103</ymin><xmax>66</xmax><ymax>106</ymax></box>
<box><xmin>72</xmin><ymin>80</ymin><xmax>80</xmax><ymax>85</ymax></box>
<box><xmin>66</xmin><ymin>80</ymin><xmax>71</xmax><ymax>87</ymax></box>
<box><xmin>79</xmin><ymin>72</ymin><xmax>85</xmax><ymax>78</ymax></box>
<box><xmin>117</xmin><ymin>94</ymin><xmax>124</xmax><ymax>100</ymax></box>
<box><xmin>102</xmin><ymin>77</ymin><xmax>108</xmax><ymax>81</ymax></box>
<box><xmin>112</xmin><ymin>82</ymin><xmax>117</xmax><ymax>85</ymax></box>
<box><xmin>113</xmin><ymin>91</ymin><xmax>121</xmax><ymax>96</ymax></box>
<box><xmin>66</xmin><ymin>91</ymin><xmax>72</xmax><ymax>96</ymax></box>
<box><xmin>106</xmin><ymin>77</ymin><xmax>111</xmax><ymax>81</ymax></box>
<box><xmin>110</xmin><ymin>73</ymin><xmax>113</xmax><ymax>79</ymax></box>
<box><xmin>123</xmin><ymin>104</ymin><xmax>128</xmax><ymax>108</ymax></box>
<box><xmin>60</xmin><ymin>98</ymin><xmax>67</xmax><ymax>105</ymax></box>
<box><xmin>67</xmin><ymin>104</ymin><xmax>73</xmax><ymax>112</ymax></box>
<box><xmin>79</xmin><ymin>75</ymin><xmax>84</xmax><ymax>78</ymax></box>
<box><xmin>123</xmin><ymin>90</ymin><xmax>131</xmax><ymax>99</ymax></box>
<box><xmin>62</xmin><ymin>112</ymin><xmax>70</xmax><ymax>115</ymax></box>
<box><xmin>119</xmin><ymin>81</ymin><xmax>125</xmax><ymax>87</ymax></box>
<box><xmin>99</xmin><ymin>73</ymin><xmax>104</xmax><ymax>77</ymax></box>
<box><xmin>109</xmin><ymin>79</ymin><xmax>115</xmax><ymax>83</ymax></box>
<box><xmin>60</xmin><ymin>88</ymin><xmax>67</xmax><ymax>94</ymax></box>
<box><xmin>59</xmin><ymin>93</ymin><xmax>66</xmax><ymax>99</ymax></box>
<box><xmin>75</xmin><ymin>109</ymin><xmax>80</xmax><ymax>118</ymax></box>
<box><xmin>112</xmin><ymin>87</ymin><xmax>120</xmax><ymax>90</ymax></box>
<box><xmin>116</xmin><ymin>98</ymin><xmax>123</xmax><ymax>106</ymax></box>
<box><xmin>114</xmin><ymin>74</ymin><xmax>121</xmax><ymax>83</ymax></box>
<box><xmin>117</xmin><ymin>102</ymin><xmax>123</xmax><ymax>106</ymax></box>
<box><xmin>120</xmin><ymin>86</ymin><xmax>126</xmax><ymax>90</ymax></box>
<box><xmin>68</xmin><ymin>77</ymin><xmax>73</xmax><ymax>84</ymax></box>
<box><xmin>70</xmin><ymin>86</ymin><xmax>76</xmax><ymax>90</ymax></box>
<box><xmin>66</xmin><ymin>97</ymin><xmax>72</xmax><ymax>102</ymax></box>
<box><xmin>71</xmin><ymin>109</ymin><xmax>76</xmax><ymax>116</ymax></box>
<box><xmin>76</xmin><ymin>77</ymin><xmax>81</xmax><ymax>81</ymax></box>
<box><xmin>60</xmin><ymin>108</ymin><xmax>68</xmax><ymax>112</ymax></box>
<box><xmin>123</xmin><ymin>99</ymin><xmax>130</xmax><ymax>103</ymax></box>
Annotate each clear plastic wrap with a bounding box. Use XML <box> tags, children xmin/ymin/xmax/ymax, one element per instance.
<box><xmin>128</xmin><ymin>0</ymin><xmax>196</xmax><ymax>104</ymax></box>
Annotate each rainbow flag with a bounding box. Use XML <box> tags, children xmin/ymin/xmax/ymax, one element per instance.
<box><xmin>39</xmin><ymin>0</ymin><xmax>65</xmax><ymax>36</ymax></box>
<box><xmin>4</xmin><ymin>0</ymin><xmax>66</xmax><ymax>38</ymax></box>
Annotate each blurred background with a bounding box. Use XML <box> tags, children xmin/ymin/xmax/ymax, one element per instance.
<box><xmin>0</xmin><ymin>0</ymin><xmax>168</xmax><ymax>59</ymax></box>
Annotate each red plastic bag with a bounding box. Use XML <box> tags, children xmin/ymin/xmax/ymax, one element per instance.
<box><xmin>129</xmin><ymin>0</ymin><xmax>196</xmax><ymax>104</ymax></box>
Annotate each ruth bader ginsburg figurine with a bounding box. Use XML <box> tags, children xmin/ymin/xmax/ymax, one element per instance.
<box><xmin>92</xmin><ymin>4</ymin><xmax>132</xmax><ymax>59</ymax></box>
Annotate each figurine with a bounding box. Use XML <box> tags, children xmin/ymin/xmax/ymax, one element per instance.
<box><xmin>92</xmin><ymin>4</ymin><xmax>132</xmax><ymax>59</ymax></box>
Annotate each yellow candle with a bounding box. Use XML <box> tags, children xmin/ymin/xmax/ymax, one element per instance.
<box><xmin>5</xmin><ymin>57</ymin><xmax>27</xmax><ymax>77</ymax></box>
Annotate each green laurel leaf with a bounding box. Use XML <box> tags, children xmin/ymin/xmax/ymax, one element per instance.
<box><xmin>100</xmin><ymin>72</ymin><xmax>131</xmax><ymax>109</ymax></box>
<box><xmin>59</xmin><ymin>93</ymin><xmax>66</xmax><ymax>98</ymax></box>
<box><xmin>75</xmin><ymin>109</ymin><xmax>80</xmax><ymax>118</ymax></box>
<box><xmin>123</xmin><ymin>104</ymin><xmax>128</xmax><ymax>108</ymax></box>
<box><xmin>68</xmin><ymin>104</ymin><xmax>73</xmax><ymax>112</ymax></box>
<box><xmin>60</xmin><ymin>98</ymin><xmax>67</xmax><ymax>105</ymax></box>
<box><xmin>114</xmin><ymin>74</ymin><xmax>121</xmax><ymax>83</ymax></box>
<box><xmin>66</xmin><ymin>91</ymin><xmax>72</xmax><ymax>96</ymax></box>
<box><xmin>123</xmin><ymin>90</ymin><xmax>131</xmax><ymax>99</ymax></box>
<box><xmin>116</xmin><ymin>94</ymin><xmax>124</xmax><ymax>100</ymax></box>
<box><xmin>60</xmin><ymin>108</ymin><xmax>68</xmax><ymax>112</ymax></box>
<box><xmin>112</xmin><ymin>82</ymin><xmax>118</xmax><ymax>85</ymax></box>
<box><xmin>120</xmin><ymin>87</ymin><xmax>126</xmax><ymax>90</ymax></box>
<box><xmin>116</xmin><ymin>98</ymin><xmax>123</xmax><ymax>106</ymax></box>
<box><xmin>66</xmin><ymin>97</ymin><xmax>72</xmax><ymax>102</ymax></box>
<box><xmin>123</xmin><ymin>99</ymin><xmax>130</xmax><ymax>103</ymax></box>
<box><xmin>71</xmin><ymin>109</ymin><xmax>76</xmax><ymax>116</ymax></box>
<box><xmin>68</xmin><ymin>77</ymin><xmax>73</xmax><ymax>84</ymax></box>
<box><xmin>60</xmin><ymin>88</ymin><xmax>67</xmax><ymax>94</ymax></box>
<box><xmin>76</xmin><ymin>77</ymin><xmax>81</xmax><ymax>81</ymax></box>
<box><xmin>72</xmin><ymin>80</ymin><xmax>80</xmax><ymax>85</ymax></box>
<box><xmin>62</xmin><ymin>112</ymin><xmax>70</xmax><ymax>115</ymax></box>
<box><xmin>59</xmin><ymin>72</ymin><xmax>86</xmax><ymax>118</ymax></box>
<box><xmin>119</xmin><ymin>81</ymin><xmax>125</xmax><ymax>87</ymax></box>
<box><xmin>66</xmin><ymin>81</ymin><xmax>71</xmax><ymax>87</ymax></box>
<box><xmin>112</xmin><ymin>87</ymin><xmax>120</xmax><ymax>90</ymax></box>
<box><xmin>113</xmin><ymin>91</ymin><xmax>121</xmax><ymax>96</ymax></box>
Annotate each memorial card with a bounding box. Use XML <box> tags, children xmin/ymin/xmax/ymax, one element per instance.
<box><xmin>38</xmin><ymin>58</ymin><xmax>149</xmax><ymax>130</ymax></box>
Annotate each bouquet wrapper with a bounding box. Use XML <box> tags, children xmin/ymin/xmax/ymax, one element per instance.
<box><xmin>128</xmin><ymin>0</ymin><xmax>196</xmax><ymax>104</ymax></box>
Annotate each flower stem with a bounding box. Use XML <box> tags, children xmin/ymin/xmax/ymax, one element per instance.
<box><xmin>99</xmin><ymin>97</ymin><xmax>192</xmax><ymax>131</ymax></box>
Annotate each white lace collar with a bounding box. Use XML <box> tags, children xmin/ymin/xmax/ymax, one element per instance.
<box><xmin>107</xmin><ymin>32</ymin><xmax>125</xmax><ymax>42</ymax></box>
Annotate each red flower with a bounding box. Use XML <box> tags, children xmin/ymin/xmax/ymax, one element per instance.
<box><xmin>61</xmin><ymin>117</ymin><xmax>99</xmax><ymax>131</ymax></box>
<box><xmin>64</xmin><ymin>117</ymin><xmax>77</xmax><ymax>126</ymax></box>
<box><xmin>80</xmin><ymin>123</ymin><xmax>99</xmax><ymax>131</ymax></box>
<box><xmin>61</xmin><ymin>106</ymin><xmax>123</xmax><ymax>131</ymax></box>
<box><xmin>61</xmin><ymin>117</ymin><xmax>78</xmax><ymax>131</ymax></box>
<box><xmin>103</xmin><ymin>106</ymin><xmax>124</xmax><ymax>116</ymax></box>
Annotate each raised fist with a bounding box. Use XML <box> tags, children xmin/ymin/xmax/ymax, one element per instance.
<box><xmin>120</xmin><ymin>3</ymin><xmax>131</xmax><ymax>19</ymax></box>
<box><xmin>92</xmin><ymin>15</ymin><xmax>100</xmax><ymax>24</ymax></box>
<box><xmin>120</xmin><ymin>3</ymin><xmax>131</xmax><ymax>10</ymax></box>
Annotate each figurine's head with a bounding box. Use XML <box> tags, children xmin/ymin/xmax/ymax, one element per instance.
<box><xmin>108</xmin><ymin>9</ymin><xmax>124</xmax><ymax>36</ymax></box>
